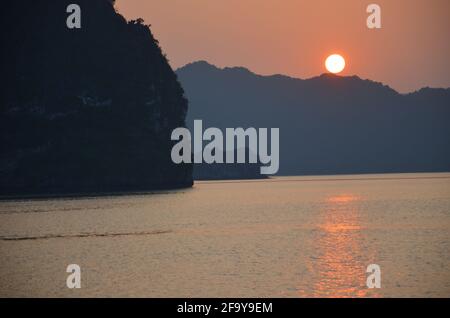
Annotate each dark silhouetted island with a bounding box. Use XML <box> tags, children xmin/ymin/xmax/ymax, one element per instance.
<box><xmin>177</xmin><ymin>61</ymin><xmax>450</xmax><ymax>176</ymax></box>
<box><xmin>0</xmin><ymin>0</ymin><xmax>192</xmax><ymax>196</ymax></box>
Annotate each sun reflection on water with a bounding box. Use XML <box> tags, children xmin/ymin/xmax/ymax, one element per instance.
<box><xmin>300</xmin><ymin>194</ymin><xmax>380</xmax><ymax>297</ymax></box>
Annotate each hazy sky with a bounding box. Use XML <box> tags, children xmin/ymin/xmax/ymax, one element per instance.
<box><xmin>116</xmin><ymin>0</ymin><xmax>449</xmax><ymax>93</ymax></box>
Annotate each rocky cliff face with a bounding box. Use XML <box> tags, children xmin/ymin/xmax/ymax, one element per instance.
<box><xmin>0</xmin><ymin>0</ymin><xmax>192</xmax><ymax>195</ymax></box>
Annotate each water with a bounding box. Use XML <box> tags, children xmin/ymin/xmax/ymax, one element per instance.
<box><xmin>0</xmin><ymin>173</ymin><xmax>449</xmax><ymax>297</ymax></box>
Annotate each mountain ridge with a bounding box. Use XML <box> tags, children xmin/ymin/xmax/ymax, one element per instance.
<box><xmin>176</xmin><ymin>60</ymin><xmax>450</xmax><ymax>176</ymax></box>
<box><xmin>177</xmin><ymin>60</ymin><xmax>449</xmax><ymax>96</ymax></box>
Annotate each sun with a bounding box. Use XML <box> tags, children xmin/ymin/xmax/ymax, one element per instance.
<box><xmin>325</xmin><ymin>54</ymin><xmax>346</xmax><ymax>74</ymax></box>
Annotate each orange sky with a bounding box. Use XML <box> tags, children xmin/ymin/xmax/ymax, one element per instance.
<box><xmin>116</xmin><ymin>0</ymin><xmax>450</xmax><ymax>93</ymax></box>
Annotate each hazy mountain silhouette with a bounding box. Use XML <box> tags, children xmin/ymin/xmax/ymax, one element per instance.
<box><xmin>0</xmin><ymin>0</ymin><xmax>192</xmax><ymax>196</ymax></box>
<box><xmin>177</xmin><ymin>61</ymin><xmax>450</xmax><ymax>176</ymax></box>
<box><xmin>193</xmin><ymin>147</ymin><xmax>266</xmax><ymax>180</ymax></box>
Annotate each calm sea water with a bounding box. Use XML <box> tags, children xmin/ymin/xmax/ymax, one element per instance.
<box><xmin>0</xmin><ymin>173</ymin><xmax>449</xmax><ymax>297</ymax></box>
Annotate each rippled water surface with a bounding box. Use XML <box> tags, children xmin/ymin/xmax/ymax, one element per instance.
<box><xmin>1</xmin><ymin>173</ymin><xmax>449</xmax><ymax>297</ymax></box>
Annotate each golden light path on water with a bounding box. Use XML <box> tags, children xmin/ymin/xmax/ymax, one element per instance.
<box><xmin>300</xmin><ymin>194</ymin><xmax>380</xmax><ymax>297</ymax></box>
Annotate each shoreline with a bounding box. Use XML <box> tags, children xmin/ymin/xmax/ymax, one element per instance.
<box><xmin>0</xmin><ymin>182</ymin><xmax>194</xmax><ymax>201</ymax></box>
<box><xmin>2</xmin><ymin>171</ymin><xmax>449</xmax><ymax>201</ymax></box>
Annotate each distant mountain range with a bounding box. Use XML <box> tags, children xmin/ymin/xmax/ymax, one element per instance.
<box><xmin>177</xmin><ymin>61</ymin><xmax>450</xmax><ymax>176</ymax></box>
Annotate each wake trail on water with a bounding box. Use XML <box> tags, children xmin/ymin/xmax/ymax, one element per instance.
<box><xmin>0</xmin><ymin>230</ymin><xmax>172</xmax><ymax>241</ymax></box>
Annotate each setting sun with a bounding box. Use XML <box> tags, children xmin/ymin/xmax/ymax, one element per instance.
<box><xmin>325</xmin><ymin>54</ymin><xmax>346</xmax><ymax>74</ymax></box>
